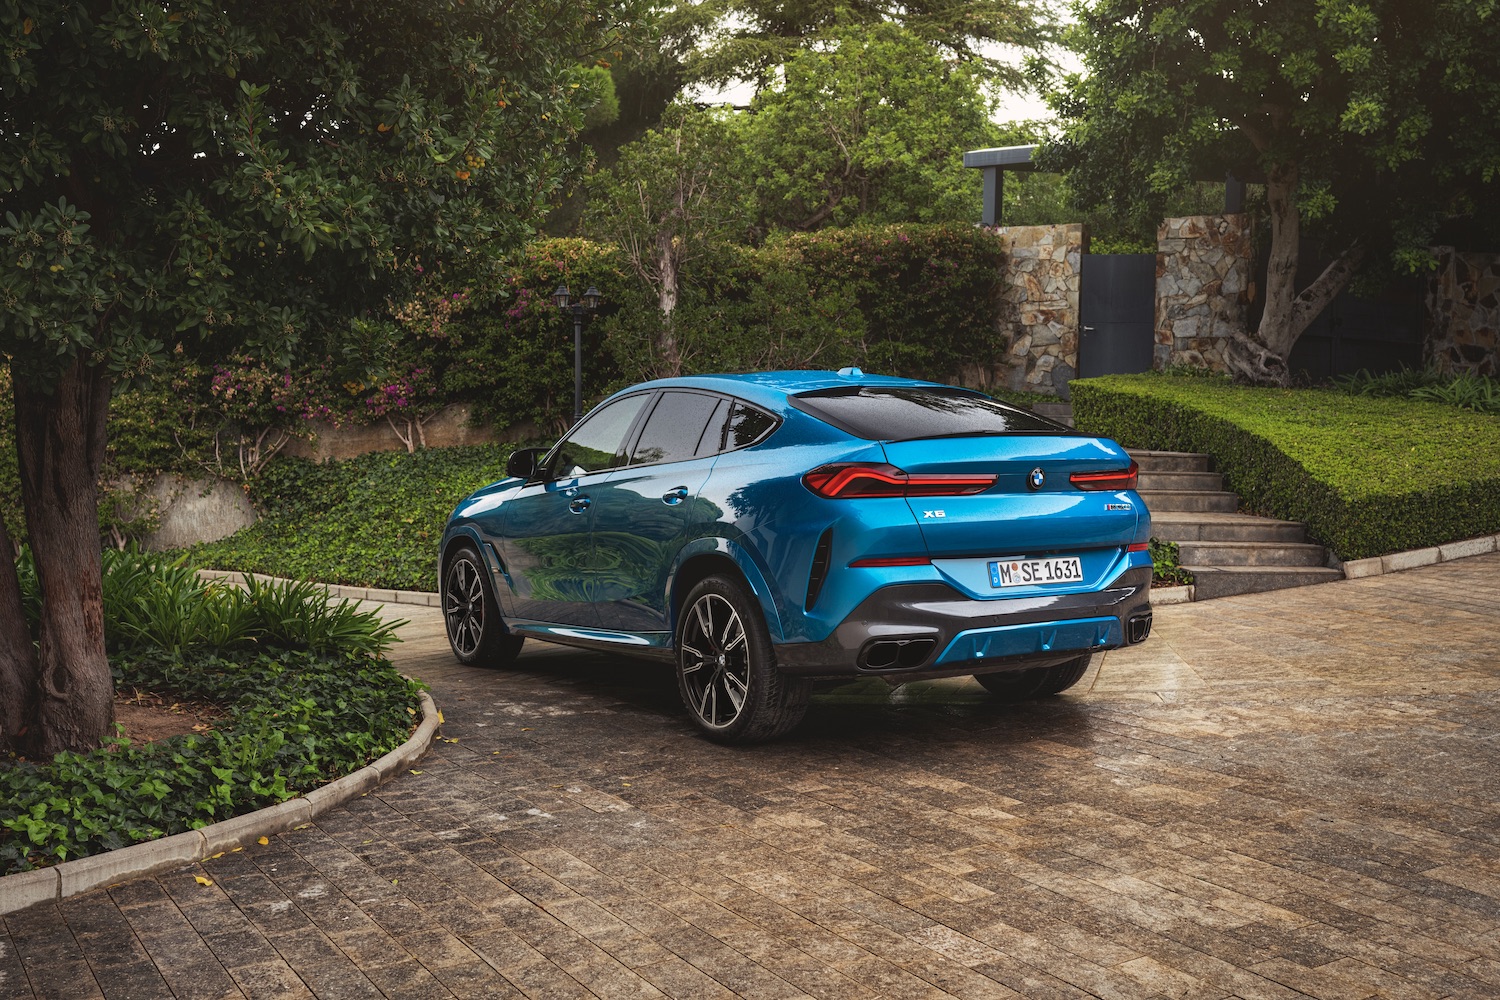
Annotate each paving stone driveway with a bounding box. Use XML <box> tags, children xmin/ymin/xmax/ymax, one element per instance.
<box><xmin>4</xmin><ymin>553</ymin><xmax>1500</xmax><ymax>1000</ymax></box>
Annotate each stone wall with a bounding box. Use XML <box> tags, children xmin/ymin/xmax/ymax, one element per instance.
<box><xmin>1425</xmin><ymin>248</ymin><xmax>1500</xmax><ymax>376</ymax></box>
<box><xmin>1155</xmin><ymin>214</ymin><xmax>1254</xmax><ymax>370</ymax></box>
<box><xmin>983</xmin><ymin>223</ymin><xmax>1086</xmax><ymax>396</ymax></box>
<box><xmin>283</xmin><ymin>402</ymin><xmax>513</xmax><ymax>462</ymax></box>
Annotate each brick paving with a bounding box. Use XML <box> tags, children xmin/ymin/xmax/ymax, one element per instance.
<box><xmin>3</xmin><ymin>553</ymin><xmax>1500</xmax><ymax>999</ymax></box>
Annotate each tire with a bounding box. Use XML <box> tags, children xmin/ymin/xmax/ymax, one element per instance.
<box><xmin>975</xmin><ymin>654</ymin><xmax>1092</xmax><ymax>701</ymax></box>
<box><xmin>442</xmin><ymin>545</ymin><xmax>523</xmax><ymax>667</ymax></box>
<box><xmin>675</xmin><ymin>574</ymin><xmax>810</xmax><ymax>744</ymax></box>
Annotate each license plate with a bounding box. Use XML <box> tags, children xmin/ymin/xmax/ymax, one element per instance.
<box><xmin>989</xmin><ymin>556</ymin><xmax>1084</xmax><ymax>588</ymax></box>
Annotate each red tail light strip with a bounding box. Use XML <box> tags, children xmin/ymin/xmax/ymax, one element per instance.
<box><xmin>848</xmin><ymin>556</ymin><xmax>933</xmax><ymax>568</ymax></box>
<box><xmin>804</xmin><ymin>463</ymin><xmax>997</xmax><ymax>499</ymax></box>
<box><xmin>1127</xmin><ymin>542</ymin><xmax>1150</xmax><ymax>552</ymax></box>
<box><xmin>1070</xmin><ymin>460</ymin><xmax>1139</xmax><ymax>491</ymax></box>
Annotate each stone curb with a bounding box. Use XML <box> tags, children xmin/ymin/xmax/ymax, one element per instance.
<box><xmin>0</xmin><ymin>690</ymin><xmax>440</xmax><ymax>917</ymax></box>
<box><xmin>196</xmin><ymin>569</ymin><xmax>441</xmax><ymax>608</ymax></box>
<box><xmin>1338</xmin><ymin>532</ymin><xmax>1499</xmax><ymax>581</ymax></box>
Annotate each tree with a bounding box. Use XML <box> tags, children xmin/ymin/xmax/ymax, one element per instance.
<box><xmin>686</xmin><ymin>0</ymin><xmax>1056</xmax><ymax>92</ymax></box>
<box><xmin>741</xmin><ymin>23</ymin><xmax>1003</xmax><ymax>232</ymax></box>
<box><xmin>0</xmin><ymin>0</ymin><xmax>641</xmax><ymax>757</ymax></box>
<box><xmin>1042</xmin><ymin>0</ymin><xmax>1500</xmax><ymax>382</ymax></box>
<box><xmin>584</xmin><ymin>103</ymin><xmax>751</xmax><ymax>375</ymax></box>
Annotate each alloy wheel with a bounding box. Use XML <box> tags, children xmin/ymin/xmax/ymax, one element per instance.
<box><xmin>444</xmin><ymin>555</ymin><xmax>486</xmax><ymax>658</ymax></box>
<box><xmin>679</xmin><ymin>592</ymin><xmax>751</xmax><ymax>728</ymax></box>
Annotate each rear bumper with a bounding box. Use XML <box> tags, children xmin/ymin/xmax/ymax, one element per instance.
<box><xmin>773</xmin><ymin>567</ymin><xmax>1153</xmax><ymax>679</ymax></box>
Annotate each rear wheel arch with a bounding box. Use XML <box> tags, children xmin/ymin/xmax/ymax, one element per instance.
<box><xmin>670</xmin><ymin>547</ymin><xmax>785</xmax><ymax>643</ymax></box>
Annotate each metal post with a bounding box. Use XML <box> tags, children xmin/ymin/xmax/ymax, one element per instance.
<box><xmin>572</xmin><ymin>308</ymin><xmax>583</xmax><ymax>424</ymax></box>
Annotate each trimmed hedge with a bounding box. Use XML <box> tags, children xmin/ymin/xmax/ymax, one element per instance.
<box><xmin>1071</xmin><ymin>374</ymin><xmax>1500</xmax><ymax>560</ymax></box>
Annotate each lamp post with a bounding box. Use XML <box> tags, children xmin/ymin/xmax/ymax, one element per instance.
<box><xmin>552</xmin><ymin>283</ymin><xmax>602</xmax><ymax>424</ymax></box>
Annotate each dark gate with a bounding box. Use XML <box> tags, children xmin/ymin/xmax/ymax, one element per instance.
<box><xmin>1078</xmin><ymin>253</ymin><xmax>1156</xmax><ymax>380</ymax></box>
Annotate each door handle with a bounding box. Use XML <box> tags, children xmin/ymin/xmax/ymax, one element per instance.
<box><xmin>568</xmin><ymin>497</ymin><xmax>591</xmax><ymax>514</ymax></box>
<box><xmin>662</xmin><ymin>486</ymin><xmax>689</xmax><ymax>506</ymax></box>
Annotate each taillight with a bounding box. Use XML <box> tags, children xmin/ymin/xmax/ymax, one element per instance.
<box><xmin>1070</xmin><ymin>460</ymin><xmax>1139</xmax><ymax>491</ymax></box>
<box><xmin>803</xmin><ymin>463</ymin><xmax>996</xmax><ymax>499</ymax></box>
<box><xmin>848</xmin><ymin>555</ymin><xmax>933</xmax><ymax>568</ymax></box>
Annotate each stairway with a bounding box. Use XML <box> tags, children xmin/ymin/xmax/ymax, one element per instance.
<box><xmin>1132</xmin><ymin>450</ymin><xmax>1344</xmax><ymax>599</ymax></box>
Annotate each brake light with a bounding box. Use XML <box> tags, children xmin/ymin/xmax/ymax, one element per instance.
<box><xmin>1070</xmin><ymin>461</ymin><xmax>1139</xmax><ymax>491</ymax></box>
<box><xmin>803</xmin><ymin>463</ymin><xmax>996</xmax><ymax>499</ymax></box>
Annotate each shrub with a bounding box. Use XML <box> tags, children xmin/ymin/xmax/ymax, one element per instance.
<box><xmin>1072</xmin><ymin>374</ymin><xmax>1500</xmax><ymax>559</ymax></box>
<box><xmin>1</xmin><ymin>547</ymin><xmax>421</xmax><ymax>874</ymax></box>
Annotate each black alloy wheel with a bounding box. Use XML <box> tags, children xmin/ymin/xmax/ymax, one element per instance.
<box><xmin>975</xmin><ymin>654</ymin><xmax>1092</xmax><ymax>700</ymax></box>
<box><xmin>443</xmin><ymin>545</ymin><xmax>523</xmax><ymax>666</ymax></box>
<box><xmin>675</xmin><ymin>575</ymin><xmax>809</xmax><ymax>743</ymax></box>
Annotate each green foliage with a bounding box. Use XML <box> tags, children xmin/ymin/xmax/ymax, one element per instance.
<box><xmin>189</xmin><ymin>445</ymin><xmax>514</xmax><ymax>592</ymax></box>
<box><xmin>592</xmin><ymin>225</ymin><xmax>1004</xmax><ymax>387</ymax></box>
<box><xmin>13</xmin><ymin>548</ymin><xmax>401</xmax><ymax>657</ymax></box>
<box><xmin>740</xmin><ymin>24</ymin><xmax>1003</xmax><ymax>232</ymax></box>
<box><xmin>1333</xmin><ymin>367</ymin><xmax>1500</xmax><ymax>415</ymax></box>
<box><xmin>1072</xmin><ymin>374</ymin><xmax>1500</xmax><ymax>559</ymax></box>
<box><xmin>1148</xmin><ymin>538</ymin><xmax>1194</xmax><ymax>587</ymax></box>
<box><xmin>685</xmin><ymin>0</ymin><xmax>1055</xmax><ymax>92</ymax></box>
<box><xmin>0</xmin><ymin>647</ymin><xmax>420</xmax><ymax>873</ymax></box>
<box><xmin>0</xmin><ymin>0</ymin><xmax>644</xmax><ymax>386</ymax></box>
<box><xmin>1043</xmin><ymin>0</ymin><xmax>1500</xmax><ymax>280</ymax></box>
<box><xmin>1</xmin><ymin>550</ymin><xmax>419</xmax><ymax>874</ymax></box>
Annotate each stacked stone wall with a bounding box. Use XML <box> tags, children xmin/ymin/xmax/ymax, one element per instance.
<box><xmin>978</xmin><ymin>223</ymin><xmax>1085</xmax><ymax>396</ymax></box>
<box><xmin>1155</xmin><ymin>214</ymin><xmax>1254</xmax><ymax>370</ymax></box>
<box><xmin>1425</xmin><ymin>248</ymin><xmax>1500</xmax><ymax>376</ymax></box>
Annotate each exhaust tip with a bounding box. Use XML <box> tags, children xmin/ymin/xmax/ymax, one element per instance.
<box><xmin>1127</xmin><ymin>612</ymin><xmax>1153</xmax><ymax>644</ymax></box>
<box><xmin>859</xmin><ymin>637</ymin><xmax>938</xmax><ymax>670</ymax></box>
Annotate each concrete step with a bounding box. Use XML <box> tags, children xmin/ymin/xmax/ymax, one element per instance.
<box><xmin>1150</xmin><ymin>511</ymin><xmax>1310</xmax><ymax>543</ymax></box>
<box><xmin>1139</xmin><ymin>490</ymin><xmax>1241</xmax><ymax>513</ymax></box>
<box><xmin>1138</xmin><ymin>471</ymin><xmax>1224</xmax><ymax>492</ymax></box>
<box><xmin>1177</xmin><ymin>540</ymin><xmax>1329</xmax><ymax>568</ymax></box>
<box><xmin>1130</xmin><ymin>450</ymin><xmax>1210</xmax><ymax>473</ymax></box>
<box><xmin>1183</xmin><ymin>565</ymin><xmax>1345</xmax><ymax>600</ymax></box>
<box><xmin>1032</xmin><ymin>402</ymin><xmax>1074</xmax><ymax>427</ymax></box>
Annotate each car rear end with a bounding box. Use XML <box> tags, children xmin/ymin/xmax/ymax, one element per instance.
<box><xmin>766</xmin><ymin>381</ymin><xmax>1153</xmax><ymax>680</ymax></box>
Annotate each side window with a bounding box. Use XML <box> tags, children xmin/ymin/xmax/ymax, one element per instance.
<box><xmin>629</xmin><ymin>391</ymin><xmax>723</xmax><ymax>466</ymax></box>
<box><xmin>546</xmin><ymin>393</ymin><xmax>649</xmax><ymax>478</ymax></box>
<box><xmin>726</xmin><ymin>402</ymin><xmax>777</xmax><ymax>449</ymax></box>
<box><xmin>694</xmin><ymin>399</ymin><xmax>728</xmax><ymax>457</ymax></box>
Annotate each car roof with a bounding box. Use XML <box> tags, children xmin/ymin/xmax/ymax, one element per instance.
<box><xmin>608</xmin><ymin>369</ymin><xmax>948</xmax><ymax>412</ymax></box>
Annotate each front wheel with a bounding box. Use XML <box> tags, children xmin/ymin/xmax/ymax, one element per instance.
<box><xmin>975</xmin><ymin>654</ymin><xmax>1092</xmax><ymax>701</ymax></box>
<box><xmin>443</xmin><ymin>546</ymin><xmax>523</xmax><ymax>667</ymax></box>
<box><xmin>676</xmin><ymin>575</ymin><xmax>809</xmax><ymax>744</ymax></box>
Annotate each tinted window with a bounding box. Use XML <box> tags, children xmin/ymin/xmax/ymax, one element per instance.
<box><xmin>630</xmin><ymin>391</ymin><xmax>723</xmax><ymax>466</ymax></box>
<box><xmin>548</xmin><ymin>393</ymin><xmax>649</xmax><ymax>477</ymax></box>
<box><xmin>791</xmin><ymin>387</ymin><xmax>1069</xmax><ymax>441</ymax></box>
<box><xmin>725</xmin><ymin>402</ymin><xmax>778</xmax><ymax>449</ymax></box>
<box><xmin>694</xmin><ymin>399</ymin><xmax>728</xmax><ymax>457</ymax></box>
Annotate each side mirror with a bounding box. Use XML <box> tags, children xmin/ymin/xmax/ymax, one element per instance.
<box><xmin>506</xmin><ymin>447</ymin><xmax>546</xmax><ymax>481</ymax></box>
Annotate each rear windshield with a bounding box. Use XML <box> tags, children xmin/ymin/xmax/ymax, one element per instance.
<box><xmin>790</xmin><ymin>386</ymin><xmax>1072</xmax><ymax>441</ymax></box>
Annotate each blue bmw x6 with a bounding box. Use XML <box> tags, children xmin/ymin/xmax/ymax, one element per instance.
<box><xmin>440</xmin><ymin>369</ymin><xmax>1153</xmax><ymax>743</ymax></box>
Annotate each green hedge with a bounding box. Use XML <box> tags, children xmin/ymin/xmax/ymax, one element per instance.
<box><xmin>1071</xmin><ymin>374</ymin><xmax>1500</xmax><ymax>560</ymax></box>
<box><xmin>188</xmin><ymin>443</ymin><xmax>514</xmax><ymax>591</ymax></box>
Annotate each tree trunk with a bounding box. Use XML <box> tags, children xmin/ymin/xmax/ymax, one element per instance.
<box><xmin>656</xmin><ymin>233</ymin><xmax>681</xmax><ymax>376</ymax></box>
<box><xmin>12</xmin><ymin>357</ymin><xmax>114</xmax><ymax>756</ymax></box>
<box><xmin>1230</xmin><ymin>160</ymin><xmax>1364</xmax><ymax>383</ymax></box>
<box><xmin>0</xmin><ymin>510</ymin><xmax>40</xmax><ymax>757</ymax></box>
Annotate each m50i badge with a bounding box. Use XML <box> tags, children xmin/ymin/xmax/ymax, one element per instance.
<box><xmin>1105</xmin><ymin>502</ymin><xmax>1133</xmax><ymax>511</ymax></box>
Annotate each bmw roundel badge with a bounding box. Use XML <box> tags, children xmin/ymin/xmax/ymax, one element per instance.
<box><xmin>1028</xmin><ymin>467</ymin><xmax>1046</xmax><ymax>491</ymax></box>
